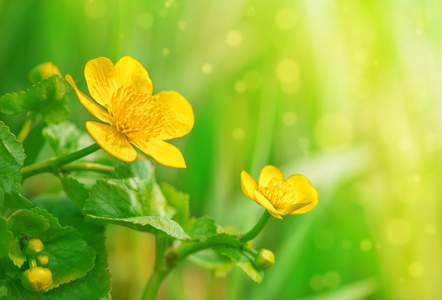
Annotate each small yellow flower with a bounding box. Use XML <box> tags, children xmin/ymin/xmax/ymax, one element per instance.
<box><xmin>21</xmin><ymin>267</ymin><xmax>53</xmax><ymax>293</ymax></box>
<box><xmin>65</xmin><ymin>56</ymin><xmax>194</xmax><ymax>168</ymax></box>
<box><xmin>29</xmin><ymin>62</ymin><xmax>62</xmax><ymax>85</ymax></box>
<box><xmin>255</xmin><ymin>249</ymin><xmax>275</xmax><ymax>270</ymax></box>
<box><xmin>241</xmin><ymin>165</ymin><xmax>318</xmax><ymax>219</ymax></box>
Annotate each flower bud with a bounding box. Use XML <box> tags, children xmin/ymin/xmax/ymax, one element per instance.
<box><xmin>255</xmin><ymin>249</ymin><xmax>275</xmax><ymax>270</ymax></box>
<box><xmin>28</xmin><ymin>62</ymin><xmax>61</xmax><ymax>85</ymax></box>
<box><xmin>21</xmin><ymin>267</ymin><xmax>53</xmax><ymax>292</ymax></box>
<box><xmin>25</xmin><ymin>239</ymin><xmax>44</xmax><ymax>257</ymax></box>
<box><xmin>37</xmin><ymin>255</ymin><xmax>49</xmax><ymax>266</ymax></box>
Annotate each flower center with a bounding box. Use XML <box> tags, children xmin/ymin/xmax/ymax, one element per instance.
<box><xmin>107</xmin><ymin>86</ymin><xmax>163</xmax><ymax>140</ymax></box>
<box><xmin>258</xmin><ymin>179</ymin><xmax>295</xmax><ymax>209</ymax></box>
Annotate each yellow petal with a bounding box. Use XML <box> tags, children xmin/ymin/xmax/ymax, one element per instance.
<box><xmin>131</xmin><ymin>138</ymin><xmax>186</xmax><ymax>168</ymax></box>
<box><xmin>286</xmin><ymin>174</ymin><xmax>319</xmax><ymax>214</ymax></box>
<box><xmin>85</xmin><ymin>121</ymin><xmax>137</xmax><ymax>163</ymax></box>
<box><xmin>259</xmin><ymin>165</ymin><xmax>285</xmax><ymax>188</ymax></box>
<box><xmin>65</xmin><ymin>75</ymin><xmax>110</xmax><ymax>123</ymax></box>
<box><xmin>254</xmin><ymin>191</ymin><xmax>282</xmax><ymax>219</ymax></box>
<box><xmin>240</xmin><ymin>170</ymin><xmax>258</xmax><ymax>201</ymax></box>
<box><xmin>278</xmin><ymin>201</ymin><xmax>312</xmax><ymax>215</ymax></box>
<box><xmin>84</xmin><ymin>57</ymin><xmax>118</xmax><ymax>107</ymax></box>
<box><xmin>115</xmin><ymin>56</ymin><xmax>153</xmax><ymax>96</ymax></box>
<box><xmin>286</xmin><ymin>174</ymin><xmax>312</xmax><ymax>187</ymax></box>
<box><xmin>288</xmin><ymin>186</ymin><xmax>318</xmax><ymax>215</ymax></box>
<box><xmin>151</xmin><ymin>91</ymin><xmax>194</xmax><ymax>140</ymax></box>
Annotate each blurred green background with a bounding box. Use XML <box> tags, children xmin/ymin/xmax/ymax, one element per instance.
<box><xmin>1</xmin><ymin>0</ymin><xmax>440</xmax><ymax>299</ymax></box>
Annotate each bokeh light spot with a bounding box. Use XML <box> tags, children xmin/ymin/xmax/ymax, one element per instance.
<box><xmin>234</xmin><ymin>81</ymin><xmax>247</xmax><ymax>93</ymax></box>
<box><xmin>202</xmin><ymin>63</ymin><xmax>213</xmax><ymax>74</ymax></box>
<box><xmin>424</xmin><ymin>224</ymin><xmax>436</xmax><ymax>235</ymax></box>
<box><xmin>275</xmin><ymin>9</ymin><xmax>297</xmax><ymax>30</ymax></box>
<box><xmin>399</xmin><ymin>136</ymin><xmax>413</xmax><ymax>153</ymax></box>
<box><xmin>84</xmin><ymin>0</ymin><xmax>107</xmax><ymax>19</ymax></box>
<box><xmin>310</xmin><ymin>275</ymin><xmax>325</xmax><ymax>291</ymax></box>
<box><xmin>245</xmin><ymin>6</ymin><xmax>256</xmax><ymax>17</ymax></box>
<box><xmin>314</xmin><ymin>114</ymin><xmax>354</xmax><ymax>151</ymax></box>
<box><xmin>281</xmin><ymin>81</ymin><xmax>301</xmax><ymax>95</ymax></box>
<box><xmin>226</xmin><ymin>30</ymin><xmax>243</xmax><ymax>47</ymax></box>
<box><xmin>178</xmin><ymin>20</ymin><xmax>187</xmax><ymax>30</ymax></box>
<box><xmin>408</xmin><ymin>262</ymin><xmax>423</xmax><ymax>277</ymax></box>
<box><xmin>162</xmin><ymin>48</ymin><xmax>170</xmax><ymax>56</ymax></box>
<box><xmin>324</xmin><ymin>271</ymin><xmax>341</xmax><ymax>288</ymax></box>
<box><xmin>354</xmin><ymin>49</ymin><xmax>368</xmax><ymax>63</ymax></box>
<box><xmin>360</xmin><ymin>239</ymin><xmax>373</xmax><ymax>251</ymax></box>
<box><xmin>385</xmin><ymin>219</ymin><xmax>413</xmax><ymax>246</ymax></box>
<box><xmin>282</xmin><ymin>111</ymin><xmax>296</xmax><ymax>126</ymax></box>
<box><xmin>276</xmin><ymin>59</ymin><xmax>299</xmax><ymax>83</ymax></box>
<box><xmin>233</xmin><ymin>128</ymin><xmax>245</xmax><ymax>141</ymax></box>
<box><xmin>138</xmin><ymin>12</ymin><xmax>154</xmax><ymax>29</ymax></box>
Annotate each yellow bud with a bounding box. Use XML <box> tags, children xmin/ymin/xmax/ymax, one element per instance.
<box><xmin>21</xmin><ymin>267</ymin><xmax>53</xmax><ymax>293</ymax></box>
<box><xmin>255</xmin><ymin>249</ymin><xmax>275</xmax><ymax>270</ymax></box>
<box><xmin>25</xmin><ymin>239</ymin><xmax>44</xmax><ymax>257</ymax></box>
<box><xmin>37</xmin><ymin>255</ymin><xmax>49</xmax><ymax>266</ymax></box>
<box><xmin>28</xmin><ymin>62</ymin><xmax>61</xmax><ymax>85</ymax></box>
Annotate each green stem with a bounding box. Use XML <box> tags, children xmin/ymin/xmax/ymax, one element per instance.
<box><xmin>61</xmin><ymin>162</ymin><xmax>114</xmax><ymax>174</ymax></box>
<box><xmin>240</xmin><ymin>210</ymin><xmax>271</xmax><ymax>243</ymax></box>
<box><xmin>142</xmin><ymin>236</ymin><xmax>169</xmax><ymax>300</ymax></box>
<box><xmin>142</xmin><ymin>236</ymin><xmax>243</xmax><ymax>300</ymax></box>
<box><xmin>142</xmin><ymin>270</ymin><xmax>169</xmax><ymax>300</ymax></box>
<box><xmin>29</xmin><ymin>258</ymin><xmax>37</xmax><ymax>269</ymax></box>
<box><xmin>17</xmin><ymin>112</ymin><xmax>37</xmax><ymax>143</ymax></box>
<box><xmin>21</xmin><ymin>143</ymin><xmax>101</xmax><ymax>179</ymax></box>
<box><xmin>243</xmin><ymin>246</ymin><xmax>258</xmax><ymax>256</ymax></box>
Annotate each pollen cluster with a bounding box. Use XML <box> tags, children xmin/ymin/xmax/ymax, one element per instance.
<box><xmin>259</xmin><ymin>179</ymin><xmax>295</xmax><ymax>209</ymax></box>
<box><xmin>107</xmin><ymin>86</ymin><xmax>163</xmax><ymax>140</ymax></box>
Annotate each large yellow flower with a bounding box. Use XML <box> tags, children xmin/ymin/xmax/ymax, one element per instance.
<box><xmin>65</xmin><ymin>57</ymin><xmax>193</xmax><ymax>168</ymax></box>
<box><xmin>241</xmin><ymin>165</ymin><xmax>318</xmax><ymax>219</ymax></box>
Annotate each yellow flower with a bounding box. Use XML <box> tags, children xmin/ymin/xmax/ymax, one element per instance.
<box><xmin>29</xmin><ymin>62</ymin><xmax>62</xmax><ymax>85</ymax></box>
<box><xmin>65</xmin><ymin>56</ymin><xmax>194</xmax><ymax>168</ymax></box>
<box><xmin>21</xmin><ymin>267</ymin><xmax>53</xmax><ymax>293</ymax></box>
<box><xmin>241</xmin><ymin>165</ymin><xmax>318</xmax><ymax>219</ymax></box>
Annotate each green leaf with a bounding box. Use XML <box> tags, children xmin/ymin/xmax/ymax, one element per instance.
<box><xmin>2</xmin><ymin>193</ymin><xmax>33</xmax><ymax>218</ymax></box>
<box><xmin>87</xmin><ymin>214</ymin><xmax>189</xmax><ymax>240</ymax></box>
<box><xmin>42</xmin><ymin>121</ymin><xmax>115</xmax><ymax>211</ymax></box>
<box><xmin>8</xmin><ymin>238</ymin><xmax>26</xmax><ymax>269</ymax></box>
<box><xmin>23</xmin><ymin>121</ymin><xmax>46</xmax><ymax>167</ymax></box>
<box><xmin>58</xmin><ymin>175</ymin><xmax>89</xmax><ymax>211</ymax></box>
<box><xmin>0</xmin><ymin>217</ymin><xmax>14</xmax><ymax>272</ymax></box>
<box><xmin>7</xmin><ymin>209</ymin><xmax>50</xmax><ymax>237</ymax></box>
<box><xmin>214</xmin><ymin>245</ymin><xmax>264</xmax><ymax>283</ymax></box>
<box><xmin>185</xmin><ymin>216</ymin><xmax>218</xmax><ymax>241</ymax></box>
<box><xmin>34</xmin><ymin>197</ymin><xmax>111</xmax><ymax>300</ymax></box>
<box><xmin>42</xmin><ymin>121</ymin><xmax>84</xmax><ymax>156</ymax></box>
<box><xmin>0</xmin><ymin>279</ymin><xmax>43</xmax><ymax>300</ymax></box>
<box><xmin>84</xmin><ymin>158</ymin><xmax>189</xmax><ymax>239</ymax></box>
<box><xmin>0</xmin><ymin>121</ymin><xmax>26</xmax><ymax>212</ymax></box>
<box><xmin>187</xmin><ymin>249</ymin><xmax>234</xmax><ymax>277</ymax></box>
<box><xmin>0</xmin><ymin>75</ymin><xmax>69</xmax><ymax>124</ymax></box>
<box><xmin>6</xmin><ymin>207</ymin><xmax>96</xmax><ymax>290</ymax></box>
<box><xmin>0</xmin><ymin>218</ymin><xmax>12</xmax><ymax>259</ymax></box>
<box><xmin>160</xmin><ymin>183</ymin><xmax>190</xmax><ymax>226</ymax></box>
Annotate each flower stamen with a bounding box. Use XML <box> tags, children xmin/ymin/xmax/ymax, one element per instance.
<box><xmin>107</xmin><ymin>86</ymin><xmax>164</xmax><ymax>140</ymax></box>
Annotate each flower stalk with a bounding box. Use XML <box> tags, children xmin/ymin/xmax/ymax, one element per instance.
<box><xmin>240</xmin><ymin>210</ymin><xmax>271</xmax><ymax>243</ymax></box>
<box><xmin>17</xmin><ymin>112</ymin><xmax>38</xmax><ymax>143</ymax></box>
<box><xmin>61</xmin><ymin>162</ymin><xmax>114</xmax><ymax>174</ymax></box>
<box><xmin>21</xmin><ymin>143</ymin><xmax>101</xmax><ymax>179</ymax></box>
<box><xmin>142</xmin><ymin>236</ymin><xmax>169</xmax><ymax>300</ymax></box>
